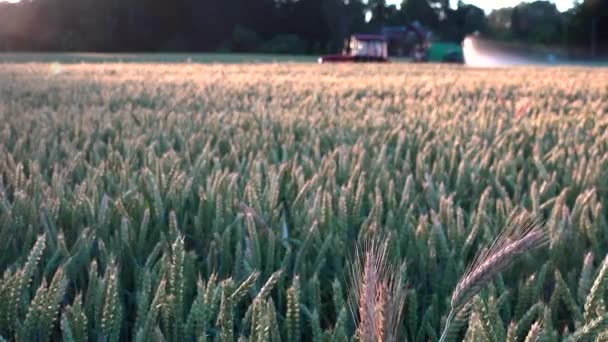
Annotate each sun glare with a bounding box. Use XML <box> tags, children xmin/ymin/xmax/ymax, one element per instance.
<box><xmin>462</xmin><ymin>36</ymin><xmax>531</xmax><ymax>67</ymax></box>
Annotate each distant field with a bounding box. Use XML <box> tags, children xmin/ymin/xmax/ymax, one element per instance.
<box><xmin>0</xmin><ymin>52</ymin><xmax>315</xmax><ymax>64</ymax></box>
<box><xmin>1</xmin><ymin>63</ymin><xmax>608</xmax><ymax>341</ymax></box>
<box><xmin>2</xmin><ymin>52</ymin><xmax>606</xmax><ymax>67</ymax></box>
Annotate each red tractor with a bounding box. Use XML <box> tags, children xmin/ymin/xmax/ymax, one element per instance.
<box><xmin>318</xmin><ymin>34</ymin><xmax>389</xmax><ymax>63</ymax></box>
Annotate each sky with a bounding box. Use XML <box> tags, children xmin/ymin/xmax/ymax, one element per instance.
<box><xmin>389</xmin><ymin>0</ymin><xmax>575</xmax><ymax>13</ymax></box>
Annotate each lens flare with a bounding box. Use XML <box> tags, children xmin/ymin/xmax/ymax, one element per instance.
<box><xmin>50</xmin><ymin>62</ymin><xmax>62</xmax><ymax>75</ymax></box>
<box><xmin>462</xmin><ymin>36</ymin><xmax>530</xmax><ymax>67</ymax></box>
<box><xmin>462</xmin><ymin>35</ymin><xmax>607</xmax><ymax>68</ymax></box>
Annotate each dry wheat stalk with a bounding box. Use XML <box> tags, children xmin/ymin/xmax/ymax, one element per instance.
<box><xmin>524</xmin><ymin>322</ymin><xmax>542</xmax><ymax>342</ymax></box>
<box><xmin>349</xmin><ymin>236</ymin><xmax>406</xmax><ymax>342</ymax></box>
<box><xmin>439</xmin><ymin>210</ymin><xmax>547</xmax><ymax>342</ymax></box>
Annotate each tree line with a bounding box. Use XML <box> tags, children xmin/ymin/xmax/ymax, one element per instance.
<box><xmin>0</xmin><ymin>0</ymin><xmax>606</xmax><ymax>54</ymax></box>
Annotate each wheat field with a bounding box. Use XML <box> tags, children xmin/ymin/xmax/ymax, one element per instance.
<box><xmin>1</xmin><ymin>62</ymin><xmax>608</xmax><ymax>341</ymax></box>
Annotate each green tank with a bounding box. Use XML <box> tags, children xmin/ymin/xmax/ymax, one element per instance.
<box><xmin>426</xmin><ymin>42</ymin><xmax>464</xmax><ymax>63</ymax></box>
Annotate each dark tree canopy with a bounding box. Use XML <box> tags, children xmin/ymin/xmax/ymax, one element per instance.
<box><xmin>0</xmin><ymin>0</ymin><xmax>605</xmax><ymax>54</ymax></box>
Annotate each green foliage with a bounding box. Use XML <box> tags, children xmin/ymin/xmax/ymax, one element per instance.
<box><xmin>259</xmin><ymin>35</ymin><xmax>308</xmax><ymax>55</ymax></box>
<box><xmin>0</xmin><ymin>64</ymin><xmax>607</xmax><ymax>341</ymax></box>
<box><xmin>228</xmin><ymin>26</ymin><xmax>263</xmax><ymax>53</ymax></box>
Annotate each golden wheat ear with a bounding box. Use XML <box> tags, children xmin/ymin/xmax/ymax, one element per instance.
<box><xmin>439</xmin><ymin>209</ymin><xmax>547</xmax><ymax>342</ymax></box>
<box><xmin>348</xmin><ymin>236</ymin><xmax>407</xmax><ymax>342</ymax></box>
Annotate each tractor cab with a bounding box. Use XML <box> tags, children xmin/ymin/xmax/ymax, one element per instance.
<box><xmin>348</xmin><ymin>35</ymin><xmax>388</xmax><ymax>60</ymax></box>
<box><xmin>319</xmin><ymin>34</ymin><xmax>388</xmax><ymax>63</ymax></box>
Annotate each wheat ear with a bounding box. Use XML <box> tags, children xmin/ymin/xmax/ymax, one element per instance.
<box><xmin>439</xmin><ymin>210</ymin><xmax>547</xmax><ymax>342</ymax></box>
<box><xmin>349</xmin><ymin>236</ymin><xmax>406</xmax><ymax>342</ymax></box>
